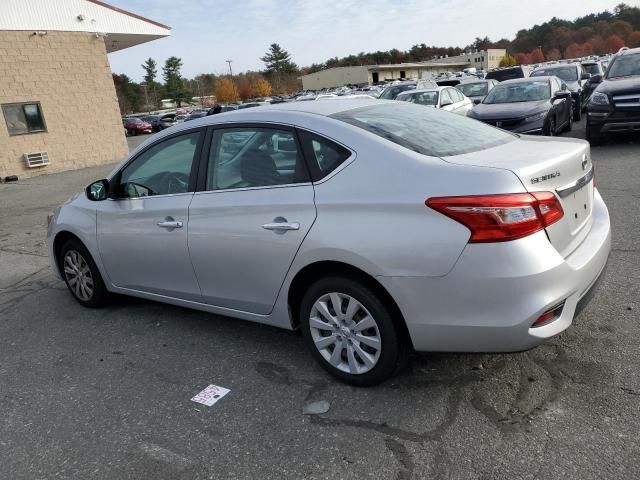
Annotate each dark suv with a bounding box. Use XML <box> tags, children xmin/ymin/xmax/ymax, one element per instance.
<box><xmin>586</xmin><ymin>47</ymin><xmax>640</xmax><ymax>145</ymax></box>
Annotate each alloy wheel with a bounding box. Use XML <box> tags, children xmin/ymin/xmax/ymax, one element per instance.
<box><xmin>309</xmin><ymin>292</ymin><xmax>382</xmax><ymax>375</ymax></box>
<box><xmin>63</xmin><ymin>250</ymin><xmax>94</xmax><ymax>301</ymax></box>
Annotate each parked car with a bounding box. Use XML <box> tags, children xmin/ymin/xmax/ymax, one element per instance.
<box><xmin>184</xmin><ymin>111</ymin><xmax>208</xmax><ymax>122</ymax></box>
<box><xmin>456</xmin><ymin>79</ymin><xmax>499</xmax><ymax>105</ymax></box>
<box><xmin>531</xmin><ymin>63</ymin><xmax>591</xmax><ymax>120</ymax></box>
<box><xmin>141</xmin><ymin>115</ymin><xmax>174</xmax><ymax>132</ymax></box>
<box><xmin>378</xmin><ymin>80</ymin><xmax>417</xmax><ymax>100</ymax></box>
<box><xmin>49</xmin><ymin>99</ymin><xmax>610</xmax><ymax>386</ymax></box>
<box><xmin>586</xmin><ymin>47</ymin><xmax>640</xmax><ymax>145</ymax></box>
<box><xmin>396</xmin><ymin>86</ymin><xmax>473</xmax><ymax>115</ymax></box>
<box><xmin>468</xmin><ymin>76</ymin><xmax>573</xmax><ymax>135</ymax></box>
<box><xmin>485</xmin><ymin>65</ymin><xmax>532</xmax><ymax>82</ymax></box>
<box><xmin>122</xmin><ymin>117</ymin><xmax>152</xmax><ymax>135</ymax></box>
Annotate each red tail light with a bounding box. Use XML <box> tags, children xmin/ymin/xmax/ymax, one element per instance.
<box><xmin>426</xmin><ymin>192</ymin><xmax>564</xmax><ymax>243</ymax></box>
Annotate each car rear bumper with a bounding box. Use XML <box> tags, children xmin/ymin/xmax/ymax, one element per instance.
<box><xmin>379</xmin><ymin>189</ymin><xmax>611</xmax><ymax>352</ymax></box>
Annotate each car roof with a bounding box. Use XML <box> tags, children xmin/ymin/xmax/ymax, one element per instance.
<box><xmin>534</xmin><ymin>63</ymin><xmax>579</xmax><ymax>69</ymax></box>
<box><xmin>619</xmin><ymin>47</ymin><xmax>640</xmax><ymax>55</ymax></box>
<box><xmin>396</xmin><ymin>87</ymin><xmax>447</xmax><ymax>96</ymax></box>
<box><xmin>499</xmin><ymin>76</ymin><xmax>553</xmax><ymax>84</ymax></box>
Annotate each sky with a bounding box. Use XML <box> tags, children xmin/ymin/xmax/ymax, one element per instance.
<box><xmin>107</xmin><ymin>0</ymin><xmax>630</xmax><ymax>81</ymax></box>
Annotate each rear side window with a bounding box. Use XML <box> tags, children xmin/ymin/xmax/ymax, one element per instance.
<box><xmin>331</xmin><ymin>103</ymin><xmax>514</xmax><ymax>157</ymax></box>
<box><xmin>298</xmin><ymin>130</ymin><xmax>351</xmax><ymax>181</ymax></box>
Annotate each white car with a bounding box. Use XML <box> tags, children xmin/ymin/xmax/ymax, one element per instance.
<box><xmin>396</xmin><ymin>86</ymin><xmax>473</xmax><ymax>115</ymax></box>
<box><xmin>48</xmin><ymin>100</ymin><xmax>610</xmax><ymax>386</ymax></box>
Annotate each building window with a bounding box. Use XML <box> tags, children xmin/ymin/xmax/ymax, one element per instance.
<box><xmin>2</xmin><ymin>102</ymin><xmax>46</xmax><ymax>136</ymax></box>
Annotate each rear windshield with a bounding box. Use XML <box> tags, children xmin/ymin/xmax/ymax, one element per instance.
<box><xmin>396</xmin><ymin>91</ymin><xmax>439</xmax><ymax>105</ymax></box>
<box><xmin>485</xmin><ymin>68</ymin><xmax>524</xmax><ymax>81</ymax></box>
<box><xmin>379</xmin><ymin>84</ymin><xmax>415</xmax><ymax>100</ymax></box>
<box><xmin>330</xmin><ymin>103</ymin><xmax>515</xmax><ymax>157</ymax></box>
<box><xmin>532</xmin><ymin>66</ymin><xmax>578</xmax><ymax>82</ymax></box>
<box><xmin>457</xmin><ymin>82</ymin><xmax>489</xmax><ymax>97</ymax></box>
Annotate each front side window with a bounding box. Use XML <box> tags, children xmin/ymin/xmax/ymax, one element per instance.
<box><xmin>118</xmin><ymin>131</ymin><xmax>201</xmax><ymax>198</ymax></box>
<box><xmin>607</xmin><ymin>53</ymin><xmax>640</xmax><ymax>79</ymax></box>
<box><xmin>298</xmin><ymin>130</ymin><xmax>351</xmax><ymax>180</ymax></box>
<box><xmin>206</xmin><ymin>127</ymin><xmax>309</xmax><ymax>190</ymax></box>
<box><xmin>440</xmin><ymin>89</ymin><xmax>453</xmax><ymax>105</ymax></box>
<box><xmin>331</xmin><ymin>103</ymin><xmax>514</xmax><ymax>157</ymax></box>
<box><xmin>2</xmin><ymin>102</ymin><xmax>46</xmax><ymax>136</ymax></box>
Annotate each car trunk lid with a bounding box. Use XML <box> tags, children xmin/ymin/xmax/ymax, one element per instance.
<box><xmin>442</xmin><ymin>136</ymin><xmax>594</xmax><ymax>257</ymax></box>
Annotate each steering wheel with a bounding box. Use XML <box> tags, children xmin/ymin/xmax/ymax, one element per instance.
<box><xmin>162</xmin><ymin>172</ymin><xmax>190</xmax><ymax>194</ymax></box>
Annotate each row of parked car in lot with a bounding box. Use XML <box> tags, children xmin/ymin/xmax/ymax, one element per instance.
<box><xmin>123</xmin><ymin>47</ymin><xmax>638</xmax><ymax>146</ymax></box>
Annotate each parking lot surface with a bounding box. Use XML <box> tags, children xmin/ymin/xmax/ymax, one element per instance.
<box><xmin>1</xmin><ymin>122</ymin><xmax>639</xmax><ymax>479</ymax></box>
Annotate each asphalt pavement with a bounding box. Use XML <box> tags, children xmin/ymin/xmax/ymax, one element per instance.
<box><xmin>1</xmin><ymin>122</ymin><xmax>638</xmax><ymax>479</ymax></box>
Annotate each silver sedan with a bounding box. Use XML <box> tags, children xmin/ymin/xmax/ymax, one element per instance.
<box><xmin>47</xmin><ymin>100</ymin><xmax>611</xmax><ymax>386</ymax></box>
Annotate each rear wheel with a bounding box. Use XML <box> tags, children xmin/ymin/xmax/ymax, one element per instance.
<box><xmin>562</xmin><ymin>110</ymin><xmax>573</xmax><ymax>132</ymax></box>
<box><xmin>300</xmin><ymin>276</ymin><xmax>407</xmax><ymax>386</ymax></box>
<box><xmin>59</xmin><ymin>239</ymin><xmax>109</xmax><ymax>308</ymax></box>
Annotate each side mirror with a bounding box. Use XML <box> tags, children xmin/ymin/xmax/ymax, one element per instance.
<box><xmin>473</xmin><ymin>98</ymin><xmax>482</xmax><ymax>105</ymax></box>
<box><xmin>582</xmin><ymin>72</ymin><xmax>592</xmax><ymax>80</ymax></box>
<box><xmin>86</xmin><ymin>179</ymin><xmax>109</xmax><ymax>201</ymax></box>
<box><xmin>590</xmin><ymin>74</ymin><xmax>603</xmax><ymax>84</ymax></box>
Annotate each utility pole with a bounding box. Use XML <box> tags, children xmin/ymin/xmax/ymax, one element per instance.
<box><xmin>226</xmin><ymin>59</ymin><xmax>238</xmax><ymax>102</ymax></box>
<box><xmin>140</xmin><ymin>82</ymin><xmax>150</xmax><ymax>113</ymax></box>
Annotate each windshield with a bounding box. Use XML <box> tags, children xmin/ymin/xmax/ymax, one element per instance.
<box><xmin>582</xmin><ymin>63</ymin><xmax>601</xmax><ymax>75</ymax></box>
<box><xmin>607</xmin><ymin>53</ymin><xmax>640</xmax><ymax>78</ymax></box>
<box><xmin>379</xmin><ymin>84</ymin><xmax>415</xmax><ymax>100</ymax></box>
<box><xmin>396</xmin><ymin>91</ymin><xmax>439</xmax><ymax>106</ymax></box>
<box><xmin>457</xmin><ymin>82</ymin><xmax>489</xmax><ymax>97</ymax></box>
<box><xmin>532</xmin><ymin>67</ymin><xmax>578</xmax><ymax>82</ymax></box>
<box><xmin>483</xmin><ymin>81</ymin><xmax>550</xmax><ymax>104</ymax></box>
<box><xmin>330</xmin><ymin>103</ymin><xmax>514</xmax><ymax>157</ymax></box>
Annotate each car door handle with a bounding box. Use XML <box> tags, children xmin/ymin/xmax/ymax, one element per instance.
<box><xmin>157</xmin><ymin>219</ymin><xmax>183</xmax><ymax>229</ymax></box>
<box><xmin>262</xmin><ymin>222</ymin><xmax>300</xmax><ymax>231</ymax></box>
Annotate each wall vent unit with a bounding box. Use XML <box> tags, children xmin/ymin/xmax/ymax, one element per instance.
<box><xmin>24</xmin><ymin>151</ymin><xmax>50</xmax><ymax>168</ymax></box>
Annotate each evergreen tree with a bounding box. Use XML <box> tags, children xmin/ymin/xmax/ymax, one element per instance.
<box><xmin>260</xmin><ymin>44</ymin><xmax>298</xmax><ymax>74</ymax></box>
<box><xmin>162</xmin><ymin>56</ymin><xmax>191</xmax><ymax>107</ymax></box>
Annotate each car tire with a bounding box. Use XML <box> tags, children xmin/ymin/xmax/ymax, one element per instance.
<box><xmin>59</xmin><ymin>239</ymin><xmax>109</xmax><ymax>308</ymax></box>
<box><xmin>299</xmin><ymin>276</ymin><xmax>408</xmax><ymax>387</ymax></box>
<box><xmin>562</xmin><ymin>111</ymin><xmax>573</xmax><ymax>132</ymax></box>
<box><xmin>574</xmin><ymin>101</ymin><xmax>582</xmax><ymax>121</ymax></box>
<box><xmin>544</xmin><ymin>117</ymin><xmax>556</xmax><ymax>136</ymax></box>
<box><xmin>586</xmin><ymin>126</ymin><xmax>606</xmax><ymax>146</ymax></box>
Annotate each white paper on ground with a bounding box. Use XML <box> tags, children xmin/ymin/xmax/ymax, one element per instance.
<box><xmin>191</xmin><ymin>384</ymin><xmax>230</xmax><ymax>407</ymax></box>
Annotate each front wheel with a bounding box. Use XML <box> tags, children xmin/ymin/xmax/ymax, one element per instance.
<box><xmin>300</xmin><ymin>277</ymin><xmax>407</xmax><ymax>386</ymax></box>
<box><xmin>544</xmin><ymin>116</ymin><xmax>556</xmax><ymax>136</ymax></box>
<box><xmin>59</xmin><ymin>239</ymin><xmax>109</xmax><ymax>308</ymax></box>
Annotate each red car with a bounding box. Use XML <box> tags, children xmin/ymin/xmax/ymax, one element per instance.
<box><xmin>123</xmin><ymin>117</ymin><xmax>152</xmax><ymax>136</ymax></box>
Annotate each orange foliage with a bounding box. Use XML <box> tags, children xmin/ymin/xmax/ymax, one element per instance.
<box><xmin>546</xmin><ymin>48</ymin><xmax>562</xmax><ymax>61</ymax></box>
<box><xmin>215</xmin><ymin>77</ymin><xmax>236</xmax><ymax>103</ymax></box>
<box><xmin>604</xmin><ymin>35</ymin><xmax>625</xmax><ymax>53</ymax></box>
<box><xmin>514</xmin><ymin>52</ymin><xmax>532</xmax><ymax>65</ymax></box>
<box><xmin>627</xmin><ymin>31</ymin><xmax>640</xmax><ymax>48</ymax></box>
<box><xmin>530</xmin><ymin>48</ymin><xmax>545</xmax><ymax>63</ymax></box>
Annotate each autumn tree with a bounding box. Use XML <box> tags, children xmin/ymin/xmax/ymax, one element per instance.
<box><xmin>215</xmin><ymin>77</ymin><xmax>237</xmax><ymax>103</ymax></box>
<box><xmin>252</xmin><ymin>77</ymin><xmax>273</xmax><ymax>97</ymax></box>
<box><xmin>627</xmin><ymin>31</ymin><xmax>640</xmax><ymax>47</ymax></box>
<box><xmin>514</xmin><ymin>52</ymin><xmax>532</xmax><ymax>65</ymax></box>
<box><xmin>499</xmin><ymin>55</ymin><xmax>517</xmax><ymax>67</ymax></box>
<box><xmin>546</xmin><ymin>48</ymin><xmax>562</xmax><ymax>60</ymax></box>
<box><xmin>605</xmin><ymin>34</ymin><xmax>625</xmax><ymax>52</ymax></box>
<box><xmin>530</xmin><ymin>48</ymin><xmax>545</xmax><ymax>63</ymax></box>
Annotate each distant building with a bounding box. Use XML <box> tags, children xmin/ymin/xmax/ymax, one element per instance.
<box><xmin>0</xmin><ymin>0</ymin><xmax>170</xmax><ymax>179</ymax></box>
<box><xmin>300</xmin><ymin>49</ymin><xmax>507</xmax><ymax>90</ymax></box>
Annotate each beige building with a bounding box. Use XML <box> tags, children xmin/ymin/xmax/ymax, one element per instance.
<box><xmin>0</xmin><ymin>0</ymin><xmax>170</xmax><ymax>180</ymax></box>
<box><xmin>300</xmin><ymin>49</ymin><xmax>508</xmax><ymax>91</ymax></box>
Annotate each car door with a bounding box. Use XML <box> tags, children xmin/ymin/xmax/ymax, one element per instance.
<box><xmin>187</xmin><ymin>125</ymin><xmax>317</xmax><ymax>314</ymax></box>
<box><xmin>553</xmin><ymin>78</ymin><xmax>571</xmax><ymax>127</ymax></box>
<box><xmin>96</xmin><ymin>129</ymin><xmax>204</xmax><ymax>301</ymax></box>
